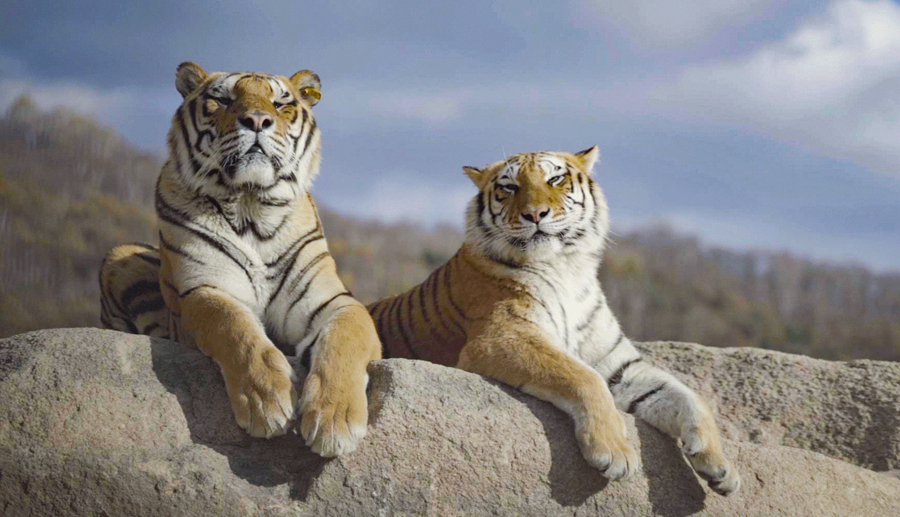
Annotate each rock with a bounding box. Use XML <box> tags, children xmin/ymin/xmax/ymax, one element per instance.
<box><xmin>636</xmin><ymin>341</ymin><xmax>900</xmax><ymax>471</ymax></box>
<box><xmin>0</xmin><ymin>328</ymin><xmax>898</xmax><ymax>516</ymax></box>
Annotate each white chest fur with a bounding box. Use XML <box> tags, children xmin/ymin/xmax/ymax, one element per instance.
<box><xmin>516</xmin><ymin>251</ymin><xmax>606</xmax><ymax>353</ymax></box>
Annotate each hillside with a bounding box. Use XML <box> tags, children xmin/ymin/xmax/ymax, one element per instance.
<box><xmin>0</xmin><ymin>95</ymin><xmax>898</xmax><ymax>360</ymax></box>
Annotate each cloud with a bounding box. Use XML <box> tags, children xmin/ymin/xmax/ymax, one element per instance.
<box><xmin>572</xmin><ymin>0</ymin><xmax>781</xmax><ymax>47</ymax></box>
<box><xmin>0</xmin><ymin>78</ymin><xmax>177</xmax><ymax>150</ymax></box>
<box><xmin>649</xmin><ymin>0</ymin><xmax>900</xmax><ymax>174</ymax></box>
<box><xmin>1</xmin><ymin>80</ymin><xmax>130</xmax><ymax>115</ymax></box>
<box><xmin>319</xmin><ymin>170</ymin><xmax>474</xmax><ymax>227</ymax></box>
<box><xmin>329</xmin><ymin>86</ymin><xmax>469</xmax><ymax>126</ymax></box>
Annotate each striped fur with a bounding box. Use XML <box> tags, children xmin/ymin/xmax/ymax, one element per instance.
<box><xmin>99</xmin><ymin>63</ymin><xmax>380</xmax><ymax>457</ymax></box>
<box><xmin>367</xmin><ymin>148</ymin><xmax>741</xmax><ymax>495</ymax></box>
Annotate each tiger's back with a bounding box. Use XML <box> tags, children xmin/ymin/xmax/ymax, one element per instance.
<box><xmin>99</xmin><ymin>242</ymin><xmax>168</xmax><ymax>338</ymax></box>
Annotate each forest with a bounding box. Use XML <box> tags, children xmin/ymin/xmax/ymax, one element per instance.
<box><xmin>1</xmin><ymin>95</ymin><xmax>898</xmax><ymax>361</ymax></box>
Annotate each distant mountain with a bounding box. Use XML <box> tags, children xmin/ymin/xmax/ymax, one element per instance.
<box><xmin>1</xmin><ymin>96</ymin><xmax>897</xmax><ymax>360</ymax></box>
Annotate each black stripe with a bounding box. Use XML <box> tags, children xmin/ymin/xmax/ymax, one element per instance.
<box><xmin>282</xmin><ymin>266</ymin><xmax>328</xmax><ymax>324</ymax></box>
<box><xmin>206</xmin><ymin>195</ymin><xmax>243</xmax><ymax>235</ymax></box>
<box><xmin>425</xmin><ymin>267</ymin><xmax>455</xmax><ymax>338</ymax></box>
<box><xmin>607</xmin><ymin>358</ymin><xmax>641</xmax><ymax>388</ymax></box>
<box><xmin>265</xmin><ymin>224</ymin><xmax>322</xmax><ymax>268</ymax></box>
<box><xmin>158</xmin><ymin>232</ymin><xmax>206</xmax><ymax>265</ymax></box>
<box><xmin>475</xmin><ymin>190</ymin><xmax>493</xmax><ymax>238</ymax></box>
<box><xmin>259</xmin><ymin>199</ymin><xmax>291</xmax><ymax>207</ymax></box>
<box><xmin>188</xmin><ymin>98</ymin><xmax>214</xmax><ymax>154</ymax></box>
<box><xmin>504</xmin><ymin>304</ymin><xmax>534</xmax><ymax>325</ymax></box>
<box><xmin>391</xmin><ymin>295</ymin><xmax>416</xmax><ymax>359</ymax></box>
<box><xmin>627</xmin><ymin>385</ymin><xmax>665</xmax><ymax>414</ymax></box>
<box><xmin>403</xmin><ymin>290</ymin><xmax>421</xmax><ymax>360</ymax></box>
<box><xmin>156</xmin><ymin>191</ymin><xmax>253</xmax><ymax>285</ymax></box>
<box><xmin>518</xmin><ymin>289</ymin><xmax>562</xmax><ymax>344</ymax></box>
<box><xmin>576</xmin><ymin>296</ymin><xmax>604</xmax><ymax>332</ymax></box>
<box><xmin>123</xmin><ymin>317</ymin><xmax>139</xmax><ymax>334</ymax></box>
<box><xmin>485</xmin><ymin>250</ymin><xmax>522</xmax><ymax>269</ymax></box>
<box><xmin>300</xmin><ymin>292</ymin><xmax>352</xmax><ymax>338</ymax></box>
<box><xmin>379</xmin><ymin>297</ymin><xmax>401</xmax><ymax>346</ymax></box>
<box><xmin>270</xmin><ymin>251</ymin><xmax>329</xmax><ymax>305</ymax></box>
<box><xmin>107</xmin><ymin>288</ymin><xmax>128</xmax><ymax>319</ymax></box>
<box><xmin>143</xmin><ymin>322</ymin><xmax>163</xmax><ymax>335</ymax></box>
<box><xmin>295</xmin><ymin>120</ymin><xmax>317</xmax><ymax>162</ymax></box>
<box><xmin>442</xmin><ymin>259</ymin><xmax>467</xmax><ymax>329</ymax></box>
<box><xmin>416</xmin><ymin>275</ymin><xmax>446</xmax><ymax>345</ymax></box>
<box><xmin>135</xmin><ymin>252</ymin><xmax>161</xmax><ymax>267</ymax></box>
<box><xmin>162</xmin><ymin>279</ymin><xmax>178</xmax><ymax>295</ymax></box>
<box><xmin>121</xmin><ymin>280</ymin><xmax>161</xmax><ymax>312</ymax></box>
<box><xmin>249</xmin><ymin>214</ymin><xmax>290</xmax><ymax>242</ymax></box>
<box><xmin>176</xmin><ymin>108</ymin><xmax>192</xmax><ymax>161</ymax></box>
<box><xmin>130</xmin><ymin>297</ymin><xmax>166</xmax><ymax>316</ymax></box>
<box><xmin>609</xmin><ymin>331</ymin><xmax>625</xmax><ymax>354</ymax></box>
<box><xmin>178</xmin><ymin>283</ymin><xmax>218</xmax><ymax>299</ymax></box>
<box><xmin>112</xmin><ymin>314</ymin><xmax>138</xmax><ymax>334</ymax></box>
<box><xmin>592</xmin><ymin>331</ymin><xmax>626</xmax><ymax>368</ymax></box>
<box><xmin>522</xmin><ymin>264</ymin><xmax>569</xmax><ymax>344</ymax></box>
<box><xmin>122</xmin><ymin>241</ymin><xmax>157</xmax><ymax>252</ymax></box>
<box><xmin>100</xmin><ymin>297</ymin><xmax>110</xmax><ymax>320</ymax></box>
<box><xmin>300</xmin><ymin>343</ymin><xmax>314</xmax><ymax>370</ymax></box>
<box><xmin>292</xmin><ymin>109</ymin><xmax>308</xmax><ymax>154</ymax></box>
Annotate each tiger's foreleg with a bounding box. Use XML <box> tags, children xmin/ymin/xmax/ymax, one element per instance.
<box><xmin>600</xmin><ymin>353</ymin><xmax>741</xmax><ymax>495</ymax></box>
<box><xmin>180</xmin><ymin>286</ymin><xmax>298</xmax><ymax>438</ymax></box>
<box><xmin>457</xmin><ymin>305</ymin><xmax>638</xmax><ymax>480</ymax></box>
<box><xmin>299</xmin><ymin>303</ymin><xmax>381</xmax><ymax>457</ymax></box>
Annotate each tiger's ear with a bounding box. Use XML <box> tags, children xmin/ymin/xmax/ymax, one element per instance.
<box><xmin>574</xmin><ymin>146</ymin><xmax>600</xmax><ymax>174</ymax></box>
<box><xmin>463</xmin><ymin>166</ymin><xmax>489</xmax><ymax>188</ymax></box>
<box><xmin>289</xmin><ymin>70</ymin><xmax>322</xmax><ymax>106</ymax></box>
<box><xmin>175</xmin><ymin>62</ymin><xmax>208</xmax><ymax>99</ymax></box>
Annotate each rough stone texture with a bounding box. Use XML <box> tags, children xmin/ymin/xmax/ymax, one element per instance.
<box><xmin>636</xmin><ymin>341</ymin><xmax>900</xmax><ymax>471</ymax></box>
<box><xmin>0</xmin><ymin>328</ymin><xmax>898</xmax><ymax>516</ymax></box>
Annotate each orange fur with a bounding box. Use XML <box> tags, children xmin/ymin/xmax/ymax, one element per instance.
<box><xmin>99</xmin><ymin>64</ymin><xmax>380</xmax><ymax>457</ymax></box>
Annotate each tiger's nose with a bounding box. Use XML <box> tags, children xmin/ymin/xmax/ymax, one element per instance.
<box><xmin>522</xmin><ymin>208</ymin><xmax>550</xmax><ymax>224</ymax></box>
<box><xmin>238</xmin><ymin>110</ymin><xmax>275</xmax><ymax>132</ymax></box>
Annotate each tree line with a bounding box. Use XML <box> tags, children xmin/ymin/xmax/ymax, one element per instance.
<box><xmin>1</xmin><ymin>95</ymin><xmax>897</xmax><ymax>360</ymax></box>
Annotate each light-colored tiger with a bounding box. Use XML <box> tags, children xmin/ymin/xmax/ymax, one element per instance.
<box><xmin>99</xmin><ymin>63</ymin><xmax>381</xmax><ymax>457</ymax></box>
<box><xmin>367</xmin><ymin>148</ymin><xmax>741</xmax><ymax>495</ymax></box>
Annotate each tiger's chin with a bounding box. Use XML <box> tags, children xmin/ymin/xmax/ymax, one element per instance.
<box><xmin>502</xmin><ymin>232</ymin><xmax>563</xmax><ymax>262</ymax></box>
<box><xmin>225</xmin><ymin>154</ymin><xmax>279</xmax><ymax>190</ymax></box>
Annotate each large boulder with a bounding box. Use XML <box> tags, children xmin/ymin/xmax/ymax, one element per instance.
<box><xmin>0</xmin><ymin>328</ymin><xmax>898</xmax><ymax>516</ymax></box>
<box><xmin>635</xmin><ymin>341</ymin><xmax>900</xmax><ymax>471</ymax></box>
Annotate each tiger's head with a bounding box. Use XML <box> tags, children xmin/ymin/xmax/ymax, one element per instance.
<box><xmin>168</xmin><ymin>62</ymin><xmax>322</xmax><ymax>199</ymax></box>
<box><xmin>464</xmin><ymin>148</ymin><xmax>609</xmax><ymax>263</ymax></box>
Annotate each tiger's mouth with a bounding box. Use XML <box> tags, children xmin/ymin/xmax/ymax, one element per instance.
<box><xmin>246</xmin><ymin>142</ymin><xmax>266</xmax><ymax>156</ymax></box>
<box><xmin>221</xmin><ymin>146</ymin><xmax>278</xmax><ymax>182</ymax></box>
<box><xmin>506</xmin><ymin>229</ymin><xmax>557</xmax><ymax>249</ymax></box>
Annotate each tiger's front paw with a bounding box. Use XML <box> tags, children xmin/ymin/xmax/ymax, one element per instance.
<box><xmin>683</xmin><ymin>428</ymin><xmax>741</xmax><ymax>496</ymax></box>
<box><xmin>224</xmin><ymin>346</ymin><xmax>298</xmax><ymax>438</ymax></box>
<box><xmin>299</xmin><ymin>370</ymin><xmax>368</xmax><ymax>457</ymax></box>
<box><xmin>577</xmin><ymin>411</ymin><xmax>639</xmax><ymax>481</ymax></box>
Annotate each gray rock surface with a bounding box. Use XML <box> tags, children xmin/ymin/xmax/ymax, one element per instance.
<box><xmin>636</xmin><ymin>341</ymin><xmax>900</xmax><ymax>471</ymax></box>
<box><xmin>0</xmin><ymin>328</ymin><xmax>898</xmax><ymax>516</ymax></box>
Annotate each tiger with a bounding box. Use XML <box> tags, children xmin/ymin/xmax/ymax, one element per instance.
<box><xmin>98</xmin><ymin>62</ymin><xmax>381</xmax><ymax>458</ymax></box>
<box><xmin>366</xmin><ymin>148</ymin><xmax>742</xmax><ymax>495</ymax></box>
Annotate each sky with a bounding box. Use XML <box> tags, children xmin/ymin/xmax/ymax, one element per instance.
<box><xmin>2</xmin><ymin>0</ymin><xmax>899</xmax><ymax>271</ymax></box>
